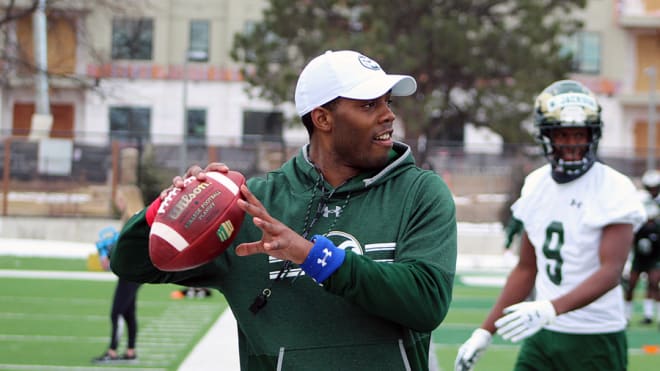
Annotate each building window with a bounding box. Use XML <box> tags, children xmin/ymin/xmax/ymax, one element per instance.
<box><xmin>109</xmin><ymin>106</ymin><xmax>151</xmax><ymax>142</ymax></box>
<box><xmin>562</xmin><ymin>31</ymin><xmax>601</xmax><ymax>74</ymax></box>
<box><xmin>186</xmin><ymin>108</ymin><xmax>207</xmax><ymax>144</ymax></box>
<box><xmin>240</xmin><ymin>21</ymin><xmax>257</xmax><ymax>62</ymax></box>
<box><xmin>189</xmin><ymin>20</ymin><xmax>209</xmax><ymax>61</ymax></box>
<box><xmin>111</xmin><ymin>18</ymin><xmax>154</xmax><ymax>60</ymax></box>
<box><xmin>243</xmin><ymin>110</ymin><xmax>283</xmax><ymax>142</ymax></box>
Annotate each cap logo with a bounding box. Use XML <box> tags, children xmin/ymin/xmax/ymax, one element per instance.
<box><xmin>358</xmin><ymin>55</ymin><xmax>381</xmax><ymax>71</ymax></box>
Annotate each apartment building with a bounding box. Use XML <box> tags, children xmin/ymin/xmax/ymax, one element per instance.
<box><xmin>616</xmin><ymin>0</ymin><xmax>660</xmax><ymax>161</ymax></box>
<box><xmin>569</xmin><ymin>0</ymin><xmax>659</xmax><ymax>160</ymax></box>
<box><xmin>0</xmin><ymin>0</ymin><xmax>306</xmax><ymax>150</ymax></box>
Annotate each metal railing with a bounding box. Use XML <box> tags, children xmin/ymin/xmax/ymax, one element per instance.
<box><xmin>0</xmin><ymin>134</ymin><xmax>652</xmax><ymax>218</ymax></box>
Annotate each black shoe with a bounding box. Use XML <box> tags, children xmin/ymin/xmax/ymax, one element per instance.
<box><xmin>641</xmin><ymin>317</ymin><xmax>653</xmax><ymax>325</ymax></box>
<box><xmin>92</xmin><ymin>352</ymin><xmax>118</xmax><ymax>363</ymax></box>
<box><xmin>195</xmin><ymin>288</ymin><xmax>212</xmax><ymax>298</ymax></box>
<box><xmin>120</xmin><ymin>353</ymin><xmax>137</xmax><ymax>361</ymax></box>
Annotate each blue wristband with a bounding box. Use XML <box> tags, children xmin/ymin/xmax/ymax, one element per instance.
<box><xmin>300</xmin><ymin>235</ymin><xmax>345</xmax><ymax>283</ymax></box>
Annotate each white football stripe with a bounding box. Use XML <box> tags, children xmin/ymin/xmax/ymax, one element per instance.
<box><xmin>206</xmin><ymin>172</ymin><xmax>240</xmax><ymax>195</ymax></box>
<box><xmin>151</xmin><ymin>222</ymin><xmax>190</xmax><ymax>251</ymax></box>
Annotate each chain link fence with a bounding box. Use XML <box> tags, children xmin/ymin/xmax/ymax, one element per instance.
<box><xmin>0</xmin><ymin>134</ymin><xmax>650</xmax><ymax>222</ymax></box>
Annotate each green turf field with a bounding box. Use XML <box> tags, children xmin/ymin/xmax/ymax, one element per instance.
<box><xmin>0</xmin><ymin>256</ymin><xmax>227</xmax><ymax>370</ymax></box>
<box><xmin>1</xmin><ymin>256</ymin><xmax>658</xmax><ymax>370</ymax></box>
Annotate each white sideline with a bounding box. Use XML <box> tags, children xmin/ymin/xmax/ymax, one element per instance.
<box><xmin>178</xmin><ymin>309</ymin><xmax>240</xmax><ymax>371</ymax></box>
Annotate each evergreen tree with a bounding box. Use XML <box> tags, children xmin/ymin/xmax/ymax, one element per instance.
<box><xmin>231</xmin><ymin>0</ymin><xmax>586</xmax><ymax>158</ymax></box>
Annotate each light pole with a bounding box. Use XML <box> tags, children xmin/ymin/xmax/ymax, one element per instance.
<box><xmin>30</xmin><ymin>0</ymin><xmax>52</xmax><ymax>140</ymax></box>
<box><xmin>180</xmin><ymin>50</ymin><xmax>208</xmax><ymax>175</ymax></box>
<box><xmin>646</xmin><ymin>66</ymin><xmax>657</xmax><ymax>171</ymax></box>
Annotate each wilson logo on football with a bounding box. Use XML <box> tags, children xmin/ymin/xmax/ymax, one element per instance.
<box><xmin>167</xmin><ymin>182</ymin><xmax>212</xmax><ymax>220</ymax></box>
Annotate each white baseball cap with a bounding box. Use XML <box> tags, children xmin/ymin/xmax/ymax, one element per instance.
<box><xmin>294</xmin><ymin>50</ymin><xmax>417</xmax><ymax>117</ymax></box>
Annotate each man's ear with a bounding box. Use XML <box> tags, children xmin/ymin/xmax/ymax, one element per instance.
<box><xmin>310</xmin><ymin>107</ymin><xmax>333</xmax><ymax>133</ymax></box>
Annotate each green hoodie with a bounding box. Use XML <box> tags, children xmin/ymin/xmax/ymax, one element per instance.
<box><xmin>112</xmin><ymin>141</ymin><xmax>456</xmax><ymax>370</ymax></box>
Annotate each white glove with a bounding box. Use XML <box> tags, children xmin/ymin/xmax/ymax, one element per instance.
<box><xmin>495</xmin><ymin>300</ymin><xmax>556</xmax><ymax>342</ymax></box>
<box><xmin>454</xmin><ymin>328</ymin><xmax>492</xmax><ymax>371</ymax></box>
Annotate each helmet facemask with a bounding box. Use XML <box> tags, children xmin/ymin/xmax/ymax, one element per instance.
<box><xmin>537</xmin><ymin>125</ymin><xmax>601</xmax><ymax>183</ymax></box>
<box><xmin>533</xmin><ymin>80</ymin><xmax>603</xmax><ymax>184</ymax></box>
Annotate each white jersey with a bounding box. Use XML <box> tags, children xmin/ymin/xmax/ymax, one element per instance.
<box><xmin>512</xmin><ymin>162</ymin><xmax>646</xmax><ymax>334</ymax></box>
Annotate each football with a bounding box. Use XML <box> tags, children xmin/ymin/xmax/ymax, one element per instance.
<box><xmin>148</xmin><ymin>171</ymin><xmax>246</xmax><ymax>271</ymax></box>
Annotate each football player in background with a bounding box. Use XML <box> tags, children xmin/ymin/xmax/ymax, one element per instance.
<box><xmin>623</xmin><ymin>170</ymin><xmax>660</xmax><ymax>325</ymax></box>
<box><xmin>455</xmin><ymin>80</ymin><xmax>646</xmax><ymax>371</ymax></box>
<box><xmin>641</xmin><ymin>169</ymin><xmax>660</xmax><ymax>205</ymax></box>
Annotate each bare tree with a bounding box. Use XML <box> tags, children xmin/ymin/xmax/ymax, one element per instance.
<box><xmin>0</xmin><ymin>0</ymin><xmax>149</xmax><ymax>91</ymax></box>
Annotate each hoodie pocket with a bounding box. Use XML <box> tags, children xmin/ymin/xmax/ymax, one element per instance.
<box><xmin>275</xmin><ymin>339</ymin><xmax>411</xmax><ymax>371</ymax></box>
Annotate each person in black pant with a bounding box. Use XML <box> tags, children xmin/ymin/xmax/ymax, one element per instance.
<box><xmin>105</xmin><ymin>278</ymin><xmax>141</xmax><ymax>361</ymax></box>
<box><xmin>93</xmin><ymin>186</ymin><xmax>145</xmax><ymax>363</ymax></box>
<box><xmin>92</xmin><ymin>227</ymin><xmax>142</xmax><ymax>363</ymax></box>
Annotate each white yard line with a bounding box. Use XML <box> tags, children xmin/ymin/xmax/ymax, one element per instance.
<box><xmin>0</xmin><ymin>269</ymin><xmax>115</xmax><ymax>281</ymax></box>
<box><xmin>0</xmin><ymin>365</ymin><xmax>166</xmax><ymax>371</ymax></box>
<box><xmin>459</xmin><ymin>275</ymin><xmax>506</xmax><ymax>287</ymax></box>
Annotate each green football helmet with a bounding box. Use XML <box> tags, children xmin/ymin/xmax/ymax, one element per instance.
<box><xmin>533</xmin><ymin>80</ymin><xmax>602</xmax><ymax>183</ymax></box>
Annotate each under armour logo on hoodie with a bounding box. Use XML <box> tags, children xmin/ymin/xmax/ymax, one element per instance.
<box><xmin>322</xmin><ymin>206</ymin><xmax>342</xmax><ymax>218</ymax></box>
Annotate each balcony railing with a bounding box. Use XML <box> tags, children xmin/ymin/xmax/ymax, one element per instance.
<box><xmin>617</xmin><ymin>0</ymin><xmax>660</xmax><ymax>28</ymax></box>
<box><xmin>86</xmin><ymin>63</ymin><xmax>245</xmax><ymax>81</ymax></box>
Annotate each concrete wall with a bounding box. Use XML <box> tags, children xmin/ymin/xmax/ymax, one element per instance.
<box><xmin>0</xmin><ymin>216</ymin><xmax>122</xmax><ymax>243</ymax></box>
<box><xmin>0</xmin><ymin>219</ymin><xmax>508</xmax><ymax>259</ymax></box>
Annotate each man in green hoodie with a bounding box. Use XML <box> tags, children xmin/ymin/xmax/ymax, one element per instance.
<box><xmin>111</xmin><ymin>50</ymin><xmax>457</xmax><ymax>370</ymax></box>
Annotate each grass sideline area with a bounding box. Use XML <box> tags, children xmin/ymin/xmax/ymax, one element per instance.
<box><xmin>1</xmin><ymin>256</ymin><xmax>658</xmax><ymax>370</ymax></box>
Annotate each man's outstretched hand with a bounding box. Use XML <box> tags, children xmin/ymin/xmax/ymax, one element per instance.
<box><xmin>235</xmin><ymin>185</ymin><xmax>313</xmax><ymax>264</ymax></box>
